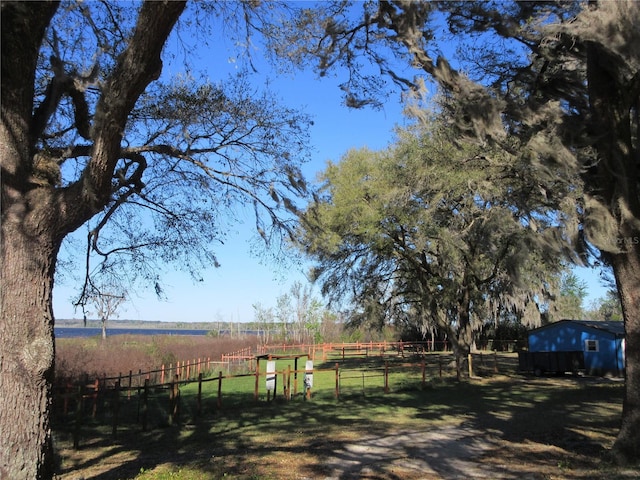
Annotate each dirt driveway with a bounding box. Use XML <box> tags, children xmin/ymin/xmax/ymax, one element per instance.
<box><xmin>318</xmin><ymin>425</ymin><xmax>501</xmax><ymax>479</ymax></box>
<box><xmin>313</xmin><ymin>422</ymin><xmax>640</xmax><ymax>480</ymax></box>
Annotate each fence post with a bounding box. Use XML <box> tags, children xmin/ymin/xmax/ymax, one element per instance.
<box><xmin>197</xmin><ymin>373</ymin><xmax>203</xmax><ymax>416</ymax></box>
<box><xmin>217</xmin><ymin>371</ymin><xmax>223</xmax><ymax>409</ymax></box>
<box><xmin>140</xmin><ymin>378</ymin><xmax>148</xmax><ymax>432</ymax></box>
<box><xmin>494</xmin><ymin>351</ymin><xmax>499</xmax><ymax>373</ymax></box>
<box><xmin>63</xmin><ymin>382</ymin><xmax>72</xmax><ymax>415</ymax></box>
<box><xmin>384</xmin><ymin>362</ymin><xmax>389</xmax><ymax>393</ymax></box>
<box><xmin>169</xmin><ymin>374</ymin><xmax>180</xmax><ymax>425</ymax></box>
<box><xmin>273</xmin><ymin>371</ymin><xmax>278</xmax><ymax>401</ymax></box>
<box><xmin>286</xmin><ymin>365</ymin><xmax>291</xmax><ymax>401</ymax></box>
<box><xmin>73</xmin><ymin>385</ymin><xmax>82</xmax><ymax>450</ymax></box>
<box><xmin>91</xmin><ymin>379</ymin><xmax>99</xmax><ymax>418</ymax></box>
<box><xmin>468</xmin><ymin>353</ymin><xmax>473</xmax><ymax>378</ymax></box>
<box><xmin>169</xmin><ymin>375</ymin><xmax>174</xmax><ymax>426</ymax></box>
<box><xmin>161</xmin><ymin>364</ymin><xmax>165</xmax><ymax>385</ymax></box>
<box><xmin>335</xmin><ymin>363</ymin><xmax>340</xmax><ymax>399</ymax></box>
<box><xmin>254</xmin><ymin>358</ymin><xmax>260</xmax><ymax>402</ymax></box>
<box><xmin>439</xmin><ymin>355</ymin><xmax>443</xmax><ymax>378</ymax></box>
<box><xmin>112</xmin><ymin>380</ymin><xmax>120</xmax><ymax>439</ymax></box>
<box><xmin>421</xmin><ymin>358</ymin><xmax>426</xmax><ymax>389</ymax></box>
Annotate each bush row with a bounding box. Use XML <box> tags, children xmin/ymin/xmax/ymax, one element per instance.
<box><xmin>55</xmin><ymin>334</ymin><xmax>258</xmax><ymax>382</ymax></box>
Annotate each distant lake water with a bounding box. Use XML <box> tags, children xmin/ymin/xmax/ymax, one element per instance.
<box><xmin>55</xmin><ymin>327</ymin><xmax>211</xmax><ymax>338</ymax></box>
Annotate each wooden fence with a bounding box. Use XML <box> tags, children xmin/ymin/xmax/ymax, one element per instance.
<box><xmin>56</xmin><ymin>341</ymin><xmax>517</xmax><ymax>394</ymax></box>
<box><xmin>59</xmin><ymin>349</ymin><xmax>256</xmax><ymax>396</ymax></box>
<box><xmin>257</xmin><ymin>340</ymin><xmax>444</xmax><ymax>360</ymax></box>
<box><xmin>221</xmin><ymin>346</ymin><xmax>254</xmax><ymax>369</ymax></box>
<box><xmin>257</xmin><ymin>339</ymin><xmax>521</xmax><ymax>360</ymax></box>
<box><xmin>54</xmin><ymin>349</ymin><xmax>514</xmax><ymax>449</ymax></box>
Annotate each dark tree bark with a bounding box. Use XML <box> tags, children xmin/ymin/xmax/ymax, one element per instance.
<box><xmin>587</xmin><ymin>31</ymin><xmax>640</xmax><ymax>463</ymax></box>
<box><xmin>610</xmin><ymin>249</ymin><xmax>640</xmax><ymax>463</ymax></box>
<box><xmin>1</xmin><ymin>4</ymin><xmax>61</xmax><ymax>477</ymax></box>
<box><xmin>0</xmin><ymin>2</ymin><xmax>186</xmax><ymax>477</ymax></box>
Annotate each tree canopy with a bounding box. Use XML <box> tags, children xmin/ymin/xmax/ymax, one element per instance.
<box><xmin>298</xmin><ymin>117</ymin><xmax>569</xmax><ymax>365</ymax></box>
<box><xmin>29</xmin><ymin>2</ymin><xmax>315</xmax><ymax>309</ymax></box>
<box><xmin>285</xmin><ymin>0</ymin><xmax>639</xmax><ymax>463</ymax></box>
<box><xmin>0</xmin><ymin>2</ymin><xmax>325</xmax><ymax>476</ymax></box>
<box><xmin>550</xmin><ymin>271</ymin><xmax>588</xmax><ymax>322</ymax></box>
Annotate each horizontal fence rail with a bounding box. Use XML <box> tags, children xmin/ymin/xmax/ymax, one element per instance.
<box><xmin>257</xmin><ymin>340</ymin><xmax>520</xmax><ymax>360</ymax></box>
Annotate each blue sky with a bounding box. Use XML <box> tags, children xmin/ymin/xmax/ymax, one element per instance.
<box><xmin>52</xmin><ymin>8</ymin><xmax>609</xmax><ymax>323</ymax></box>
<box><xmin>53</xmin><ymin>47</ymin><xmax>412</xmax><ymax>322</ymax></box>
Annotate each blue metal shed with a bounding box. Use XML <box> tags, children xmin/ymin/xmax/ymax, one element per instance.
<box><xmin>527</xmin><ymin>320</ymin><xmax>625</xmax><ymax>376</ymax></box>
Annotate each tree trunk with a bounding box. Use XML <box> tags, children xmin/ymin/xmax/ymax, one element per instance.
<box><xmin>1</xmin><ymin>4</ymin><xmax>60</xmax><ymax>477</ymax></box>
<box><xmin>1</xmin><ymin>3</ymin><xmax>186</xmax><ymax>477</ymax></box>
<box><xmin>0</xmin><ymin>208</ymin><xmax>59</xmax><ymax>479</ymax></box>
<box><xmin>454</xmin><ymin>287</ymin><xmax>474</xmax><ymax>380</ymax></box>
<box><xmin>585</xmin><ymin>5</ymin><xmax>640</xmax><ymax>463</ymax></box>
<box><xmin>610</xmin><ymin>245</ymin><xmax>640</xmax><ymax>464</ymax></box>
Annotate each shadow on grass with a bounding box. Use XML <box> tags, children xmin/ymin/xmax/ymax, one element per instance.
<box><xmin>53</xmin><ymin>370</ymin><xmax>627</xmax><ymax>479</ymax></box>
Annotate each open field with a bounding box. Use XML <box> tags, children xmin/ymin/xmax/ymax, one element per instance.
<box><xmin>52</xmin><ymin>351</ymin><xmax>639</xmax><ymax>480</ymax></box>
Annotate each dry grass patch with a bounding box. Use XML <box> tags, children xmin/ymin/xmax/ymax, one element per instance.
<box><xmin>55</xmin><ymin>335</ymin><xmax>258</xmax><ymax>381</ymax></box>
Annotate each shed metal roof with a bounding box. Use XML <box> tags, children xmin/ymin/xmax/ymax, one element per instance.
<box><xmin>531</xmin><ymin>319</ymin><xmax>625</xmax><ymax>336</ymax></box>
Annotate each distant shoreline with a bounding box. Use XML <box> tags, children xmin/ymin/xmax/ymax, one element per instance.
<box><xmin>55</xmin><ymin>319</ymin><xmax>220</xmax><ymax>330</ymax></box>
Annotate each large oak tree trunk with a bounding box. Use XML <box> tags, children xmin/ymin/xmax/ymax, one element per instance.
<box><xmin>0</xmin><ymin>205</ymin><xmax>60</xmax><ymax>479</ymax></box>
<box><xmin>585</xmin><ymin>8</ymin><xmax>640</xmax><ymax>463</ymax></box>
<box><xmin>610</xmin><ymin>246</ymin><xmax>640</xmax><ymax>463</ymax></box>
<box><xmin>1</xmin><ymin>2</ymin><xmax>186</xmax><ymax>477</ymax></box>
<box><xmin>1</xmin><ymin>3</ymin><xmax>61</xmax><ymax>477</ymax></box>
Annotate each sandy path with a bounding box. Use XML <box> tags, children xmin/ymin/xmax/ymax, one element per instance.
<box><xmin>315</xmin><ymin>425</ymin><xmax>526</xmax><ymax>480</ymax></box>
